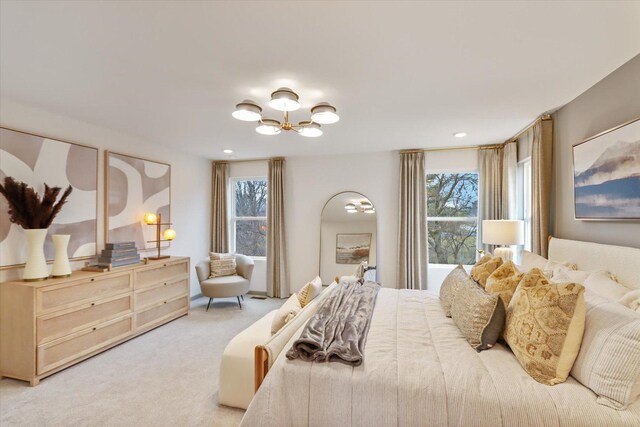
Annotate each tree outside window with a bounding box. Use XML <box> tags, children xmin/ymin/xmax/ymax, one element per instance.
<box><xmin>427</xmin><ymin>173</ymin><xmax>478</xmax><ymax>265</ymax></box>
<box><xmin>231</xmin><ymin>178</ymin><xmax>267</xmax><ymax>257</ymax></box>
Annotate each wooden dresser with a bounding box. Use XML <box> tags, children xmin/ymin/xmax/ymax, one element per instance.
<box><xmin>0</xmin><ymin>256</ymin><xmax>190</xmax><ymax>385</ymax></box>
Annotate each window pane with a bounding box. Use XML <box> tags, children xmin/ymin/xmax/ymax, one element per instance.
<box><xmin>235</xmin><ymin>220</ymin><xmax>267</xmax><ymax>257</ymax></box>
<box><xmin>234</xmin><ymin>180</ymin><xmax>267</xmax><ymax>217</ymax></box>
<box><xmin>428</xmin><ymin>221</ymin><xmax>477</xmax><ymax>265</ymax></box>
<box><xmin>427</xmin><ymin>173</ymin><xmax>478</xmax><ymax>217</ymax></box>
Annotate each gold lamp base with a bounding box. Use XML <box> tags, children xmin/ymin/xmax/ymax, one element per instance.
<box><xmin>147</xmin><ymin>255</ymin><xmax>170</xmax><ymax>261</ymax></box>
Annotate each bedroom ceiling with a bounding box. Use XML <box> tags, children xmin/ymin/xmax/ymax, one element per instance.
<box><xmin>1</xmin><ymin>1</ymin><xmax>639</xmax><ymax>160</ymax></box>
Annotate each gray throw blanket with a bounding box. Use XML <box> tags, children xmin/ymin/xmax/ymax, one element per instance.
<box><xmin>286</xmin><ymin>280</ymin><xmax>381</xmax><ymax>366</ymax></box>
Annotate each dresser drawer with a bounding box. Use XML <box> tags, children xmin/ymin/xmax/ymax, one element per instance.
<box><xmin>37</xmin><ymin>295</ymin><xmax>132</xmax><ymax>345</ymax></box>
<box><xmin>37</xmin><ymin>273</ymin><xmax>131</xmax><ymax>313</ymax></box>
<box><xmin>37</xmin><ymin>315</ymin><xmax>132</xmax><ymax>374</ymax></box>
<box><xmin>134</xmin><ymin>278</ymin><xmax>188</xmax><ymax>310</ymax></box>
<box><xmin>135</xmin><ymin>260</ymin><xmax>188</xmax><ymax>290</ymax></box>
<box><xmin>135</xmin><ymin>296</ymin><xmax>188</xmax><ymax>331</ymax></box>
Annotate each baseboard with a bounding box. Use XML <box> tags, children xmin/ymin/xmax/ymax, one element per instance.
<box><xmin>247</xmin><ymin>290</ymin><xmax>267</xmax><ymax>296</ymax></box>
<box><xmin>190</xmin><ymin>292</ymin><xmax>203</xmax><ymax>301</ymax></box>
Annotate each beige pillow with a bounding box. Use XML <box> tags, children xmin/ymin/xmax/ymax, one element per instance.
<box><xmin>470</xmin><ymin>255</ymin><xmax>503</xmax><ymax>288</ymax></box>
<box><xmin>298</xmin><ymin>276</ymin><xmax>323</xmax><ymax>307</ymax></box>
<box><xmin>519</xmin><ymin>250</ymin><xmax>548</xmax><ymax>272</ymax></box>
<box><xmin>439</xmin><ymin>265</ymin><xmax>469</xmax><ymax>317</ymax></box>
<box><xmin>504</xmin><ymin>268</ymin><xmax>585</xmax><ymax>385</ymax></box>
<box><xmin>271</xmin><ymin>294</ymin><xmax>302</xmax><ymax>335</ymax></box>
<box><xmin>209</xmin><ymin>252</ymin><xmax>236</xmax><ymax>278</ymax></box>
<box><xmin>571</xmin><ymin>292</ymin><xmax>640</xmax><ymax>409</ymax></box>
<box><xmin>583</xmin><ymin>270</ymin><xmax>631</xmax><ymax>301</ymax></box>
<box><xmin>451</xmin><ymin>278</ymin><xmax>505</xmax><ymax>351</ymax></box>
<box><xmin>619</xmin><ymin>289</ymin><xmax>640</xmax><ymax>311</ymax></box>
<box><xmin>485</xmin><ymin>261</ymin><xmax>523</xmax><ymax>308</ymax></box>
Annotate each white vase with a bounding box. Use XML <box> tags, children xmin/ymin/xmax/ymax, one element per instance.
<box><xmin>51</xmin><ymin>234</ymin><xmax>72</xmax><ymax>278</ymax></box>
<box><xmin>23</xmin><ymin>228</ymin><xmax>49</xmax><ymax>281</ymax></box>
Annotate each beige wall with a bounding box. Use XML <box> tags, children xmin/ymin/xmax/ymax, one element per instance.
<box><xmin>0</xmin><ymin>99</ymin><xmax>212</xmax><ymax>295</ymax></box>
<box><xmin>552</xmin><ymin>54</ymin><xmax>640</xmax><ymax>248</ymax></box>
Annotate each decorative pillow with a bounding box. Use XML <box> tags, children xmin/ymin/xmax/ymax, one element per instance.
<box><xmin>439</xmin><ymin>265</ymin><xmax>469</xmax><ymax>317</ymax></box>
<box><xmin>485</xmin><ymin>261</ymin><xmax>523</xmax><ymax>308</ymax></box>
<box><xmin>271</xmin><ymin>294</ymin><xmax>303</xmax><ymax>335</ymax></box>
<box><xmin>451</xmin><ymin>278</ymin><xmax>505</xmax><ymax>351</ymax></box>
<box><xmin>504</xmin><ymin>268</ymin><xmax>585</xmax><ymax>385</ymax></box>
<box><xmin>297</xmin><ymin>276</ymin><xmax>323</xmax><ymax>307</ymax></box>
<box><xmin>542</xmin><ymin>259</ymin><xmax>578</xmax><ymax>279</ymax></box>
<box><xmin>209</xmin><ymin>252</ymin><xmax>236</xmax><ymax>278</ymax></box>
<box><xmin>470</xmin><ymin>255</ymin><xmax>503</xmax><ymax>288</ymax></box>
<box><xmin>571</xmin><ymin>292</ymin><xmax>640</xmax><ymax>409</ymax></box>
<box><xmin>552</xmin><ymin>268</ymin><xmax>591</xmax><ymax>284</ymax></box>
<box><xmin>519</xmin><ymin>250</ymin><xmax>548</xmax><ymax>272</ymax></box>
<box><xmin>619</xmin><ymin>289</ymin><xmax>640</xmax><ymax>311</ymax></box>
<box><xmin>583</xmin><ymin>270</ymin><xmax>631</xmax><ymax>302</ymax></box>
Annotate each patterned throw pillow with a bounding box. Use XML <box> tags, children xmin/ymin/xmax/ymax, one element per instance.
<box><xmin>504</xmin><ymin>268</ymin><xmax>586</xmax><ymax>385</ymax></box>
<box><xmin>439</xmin><ymin>265</ymin><xmax>469</xmax><ymax>317</ymax></box>
<box><xmin>485</xmin><ymin>261</ymin><xmax>523</xmax><ymax>308</ymax></box>
<box><xmin>209</xmin><ymin>252</ymin><xmax>236</xmax><ymax>278</ymax></box>
<box><xmin>451</xmin><ymin>279</ymin><xmax>505</xmax><ymax>351</ymax></box>
<box><xmin>297</xmin><ymin>276</ymin><xmax>323</xmax><ymax>307</ymax></box>
<box><xmin>470</xmin><ymin>255</ymin><xmax>503</xmax><ymax>288</ymax></box>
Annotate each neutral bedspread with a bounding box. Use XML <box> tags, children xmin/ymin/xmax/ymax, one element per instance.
<box><xmin>241</xmin><ymin>289</ymin><xmax>640</xmax><ymax>427</ymax></box>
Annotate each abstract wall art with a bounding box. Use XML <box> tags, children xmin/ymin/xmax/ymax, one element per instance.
<box><xmin>573</xmin><ymin>118</ymin><xmax>640</xmax><ymax>220</ymax></box>
<box><xmin>0</xmin><ymin>127</ymin><xmax>98</xmax><ymax>268</ymax></box>
<box><xmin>336</xmin><ymin>233</ymin><xmax>371</xmax><ymax>264</ymax></box>
<box><xmin>105</xmin><ymin>151</ymin><xmax>171</xmax><ymax>250</ymax></box>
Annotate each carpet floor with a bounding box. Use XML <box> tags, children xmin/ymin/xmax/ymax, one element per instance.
<box><xmin>0</xmin><ymin>296</ymin><xmax>283</xmax><ymax>427</ymax></box>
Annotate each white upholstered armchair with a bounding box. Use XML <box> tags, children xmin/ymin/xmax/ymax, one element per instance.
<box><xmin>195</xmin><ymin>254</ymin><xmax>254</xmax><ymax>310</ymax></box>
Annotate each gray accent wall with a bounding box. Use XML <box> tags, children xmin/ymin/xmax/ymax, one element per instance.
<box><xmin>552</xmin><ymin>54</ymin><xmax>640</xmax><ymax>248</ymax></box>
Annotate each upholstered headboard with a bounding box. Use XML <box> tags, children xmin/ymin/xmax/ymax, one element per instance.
<box><xmin>548</xmin><ymin>237</ymin><xmax>640</xmax><ymax>290</ymax></box>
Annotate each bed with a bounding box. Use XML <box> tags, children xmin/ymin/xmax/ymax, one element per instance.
<box><xmin>241</xmin><ymin>238</ymin><xmax>640</xmax><ymax>426</ymax></box>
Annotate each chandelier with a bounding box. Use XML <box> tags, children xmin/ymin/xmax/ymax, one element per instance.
<box><xmin>232</xmin><ymin>87</ymin><xmax>339</xmax><ymax>138</ymax></box>
<box><xmin>345</xmin><ymin>200</ymin><xmax>375</xmax><ymax>214</ymax></box>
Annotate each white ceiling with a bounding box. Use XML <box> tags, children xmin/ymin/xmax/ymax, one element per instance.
<box><xmin>1</xmin><ymin>1</ymin><xmax>639</xmax><ymax>160</ymax></box>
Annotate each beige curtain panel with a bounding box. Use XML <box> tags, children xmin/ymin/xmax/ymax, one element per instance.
<box><xmin>211</xmin><ymin>161</ymin><xmax>229</xmax><ymax>253</ymax></box>
<box><xmin>398</xmin><ymin>151</ymin><xmax>427</xmax><ymax>290</ymax></box>
<box><xmin>531</xmin><ymin>118</ymin><xmax>554</xmax><ymax>257</ymax></box>
<box><xmin>477</xmin><ymin>147</ymin><xmax>504</xmax><ymax>255</ymax></box>
<box><xmin>267</xmin><ymin>158</ymin><xmax>289</xmax><ymax>298</ymax></box>
<box><xmin>501</xmin><ymin>142</ymin><xmax>518</xmax><ymax>220</ymax></box>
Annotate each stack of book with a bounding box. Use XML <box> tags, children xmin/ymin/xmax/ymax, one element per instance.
<box><xmin>97</xmin><ymin>242</ymin><xmax>141</xmax><ymax>268</ymax></box>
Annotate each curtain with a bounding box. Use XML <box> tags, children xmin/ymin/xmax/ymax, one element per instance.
<box><xmin>267</xmin><ymin>158</ymin><xmax>288</xmax><ymax>298</ymax></box>
<box><xmin>477</xmin><ymin>148</ymin><xmax>503</xmax><ymax>255</ymax></box>
<box><xmin>501</xmin><ymin>142</ymin><xmax>518</xmax><ymax>220</ymax></box>
<box><xmin>211</xmin><ymin>161</ymin><xmax>229</xmax><ymax>253</ymax></box>
<box><xmin>398</xmin><ymin>151</ymin><xmax>427</xmax><ymax>290</ymax></box>
<box><xmin>531</xmin><ymin>118</ymin><xmax>554</xmax><ymax>257</ymax></box>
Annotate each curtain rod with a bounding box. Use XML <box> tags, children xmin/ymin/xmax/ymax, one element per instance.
<box><xmin>212</xmin><ymin>157</ymin><xmax>275</xmax><ymax>164</ymax></box>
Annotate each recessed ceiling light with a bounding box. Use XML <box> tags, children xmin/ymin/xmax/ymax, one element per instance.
<box><xmin>223</xmin><ymin>149</ymin><xmax>233</xmax><ymax>154</ymax></box>
<box><xmin>453</xmin><ymin>132</ymin><xmax>467</xmax><ymax>138</ymax></box>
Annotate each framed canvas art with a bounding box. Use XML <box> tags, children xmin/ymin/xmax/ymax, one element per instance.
<box><xmin>572</xmin><ymin>117</ymin><xmax>640</xmax><ymax>220</ymax></box>
<box><xmin>0</xmin><ymin>127</ymin><xmax>98</xmax><ymax>268</ymax></box>
<box><xmin>336</xmin><ymin>233</ymin><xmax>371</xmax><ymax>264</ymax></box>
<box><xmin>105</xmin><ymin>151</ymin><xmax>171</xmax><ymax>251</ymax></box>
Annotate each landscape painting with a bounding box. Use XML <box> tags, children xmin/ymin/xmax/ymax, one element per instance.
<box><xmin>336</xmin><ymin>233</ymin><xmax>371</xmax><ymax>264</ymax></box>
<box><xmin>573</xmin><ymin>118</ymin><xmax>640</xmax><ymax>220</ymax></box>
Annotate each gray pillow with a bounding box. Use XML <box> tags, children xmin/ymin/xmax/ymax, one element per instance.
<box><xmin>451</xmin><ymin>279</ymin><xmax>505</xmax><ymax>351</ymax></box>
<box><xmin>439</xmin><ymin>265</ymin><xmax>468</xmax><ymax>317</ymax></box>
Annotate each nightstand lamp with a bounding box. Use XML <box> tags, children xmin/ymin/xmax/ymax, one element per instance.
<box><xmin>482</xmin><ymin>220</ymin><xmax>524</xmax><ymax>262</ymax></box>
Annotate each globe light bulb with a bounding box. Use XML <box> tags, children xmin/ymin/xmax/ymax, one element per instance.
<box><xmin>143</xmin><ymin>212</ymin><xmax>157</xmax><ymax>225</ymax></box>
<box><xmin>163</xmin><ymin>228</ymin><xmax>176</xmax><ymax>241</ymax></box>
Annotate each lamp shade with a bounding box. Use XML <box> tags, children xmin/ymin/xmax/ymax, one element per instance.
<box><xmin>232</xmin><ymin>99</ymin><xmax>262</xmax><ymax>122</ymax></box>
<box><xmin>482</xmin><ymin>220</ymin><xmax>524</xmax><ymax>245</ymax></box>
<box><xmin>311</xmin><ymin>102</ymin><xmax>340</xmax><ymax>124</ymax></box>
<box><xmin>268</xmin><ymin>87</ymin><xmax>300</xmax><ymax>112</ymax></box>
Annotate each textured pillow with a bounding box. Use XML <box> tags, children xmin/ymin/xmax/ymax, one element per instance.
<box><xmin>571</xmin><ymin>292</ymin><xmax>640</xmax><ymax>409</ymax></box>
<box><xmin>619</xmin><ymin>289</ymin><xmax>640</xmax><ymax>311</ymax></box>
<box><xmin>583</xmin><ymin>270</ymin><xmax>631</xmax><ymax>301</ymax></box>
<box><xmin>439</xmin><ymin>265</ymin><xmax>469</xmax><ymax>317</ymax></box>
<box><xmin>471</xmin><ymin>255</ymin><xmax>503</xmax><ymax>288</ymax></box>
<box><xmin>297</xmin><ymin>276</ymin><xmax>323</xmax><ymax>307</ymax></box>
<box><xmin>504</xmin><ymin>268</ymin><xmax>585</xmax><ymax>385</ymax></box>
<box><xmin>209</xmin><ymin>252</ymin><xmax>236</xmax><ymax>278</ymax></box>
<box><xmin>543</xmin><ymin>259</ymin><xmax>578</xmax><ymax>279</ymax></box>
<box><xmin>271</xmin><ymin>294</ymin><xmax>303</xmax><ymax>335</ymax></box>
<box><xmin>451</xmin><ymin>278</ymin><xmax>505</xmax><ymax>351</ymax></box>
<box><xmin>485</xmin><ymin>261</ymin><xmax>523</xmax><ymax>308</ymax></box>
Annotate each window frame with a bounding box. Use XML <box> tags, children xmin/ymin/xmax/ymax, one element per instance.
<box><xmin>426</xmin><ymin>171</ymin><xmax>479</xmax><ymax>267</ymax></box>
<box><xmin>517</xmin><ymin>158</ymin><xmax>532</xmax><ymax>253</ymax></box>
<box><xmin>228</xmin><ymin>176</ymin><xmax>268</xmax><ymax>260</ymax></box>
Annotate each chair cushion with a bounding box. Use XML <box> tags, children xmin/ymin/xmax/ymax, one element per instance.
<box><xmin>209</xmin><ymin>252</ymin><xmax>236</xmax><ymax>278</ymax></box>
<box><xmin>200</xmin><ymin>275</ymin><xmax>249</xmax><ymax>298</ymax></box>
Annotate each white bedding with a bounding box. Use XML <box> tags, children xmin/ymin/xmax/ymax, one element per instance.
<box><xmin>241</xmin><ymin>289</ymin><xmax>640</xmax><ymax>426</ymax></box>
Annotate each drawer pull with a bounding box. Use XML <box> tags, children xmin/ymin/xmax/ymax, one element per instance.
<box><xmin>164</xmin><ymin>282</ymin><xmax>167</xmax><ymax>286</ymax></box>
<box><xmin>91</xmin><ymin>302</ymin><xmax>95</xmax><ymax>306</ymax></box>
<box><xmin>90</xmin><ymin>278</ymin><xmax>95</xmax><ymax>282</ymax></box>
<box><xmin>92</xmin><ymin>327</ymin><xmax>97</xmax><ymax>331</ymax></box>
<box><xmin>164</xmin><ymin>301</ymin><xmax>167</xmax><ymax>304</ymax></box>
<box><xmin>163</xmin><ymin>264</ymin><xmax>167</xmax><ymax>267</ymax></box>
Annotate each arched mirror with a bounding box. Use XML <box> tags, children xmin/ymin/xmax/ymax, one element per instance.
<box><xmin>320</xmin><ymin>192</ymin><xmax>377</xmax><ymax>284</ymax></box>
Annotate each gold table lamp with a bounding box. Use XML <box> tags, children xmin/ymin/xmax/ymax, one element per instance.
<box><xmin>143</xmin><ymin>212</ymin><xmax>176</xmax><ymax>260</ymax></box>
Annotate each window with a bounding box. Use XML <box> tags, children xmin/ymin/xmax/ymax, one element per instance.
<box><xmin>517</xmin><ymin>158</ymin><xmax>532</xmax><ymax>252</ymax></box>
<box><xmin>230</xmin><ymin>178</ymin><xmax>267</xmax><ymax>257</ymax></box>
<box><xmin>427</xmin><ymin>173</ymin><xmax>478</xmax><ymax>265</ymax></box>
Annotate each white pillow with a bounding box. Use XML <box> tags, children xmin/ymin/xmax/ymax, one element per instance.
<box><xmin>583</xmin><ymin>270</ymin><xmax>631</xmax><ymax>301</ymax></box>
<box><xmin>619</xmin><ymin>289</ymin><xmax>640</xmax><ymax>311</ymax></box>
<box><xmin>553</xmin><ymin>268</ymin><xmax>591</xmax><ymax>284</ymax></box>
<box><xmin>519</xmin><ymin>250</ymin><xmax>547</xmax><ymax>272</ymax></box>
<box><xmin>271</xmin><ymin>294</ymin><xmax>302</xmax><ymax>335</ymax></box>
<box><xmin>571</xmin><ymin>292</ymin><xmax>640</xmax><ymax>409</ymax></box>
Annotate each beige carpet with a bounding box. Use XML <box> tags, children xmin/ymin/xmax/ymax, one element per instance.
<box><xmin>0</xmin><ymin>296</ymin><xmax>283</xmax><ymax>427</ymax></box>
